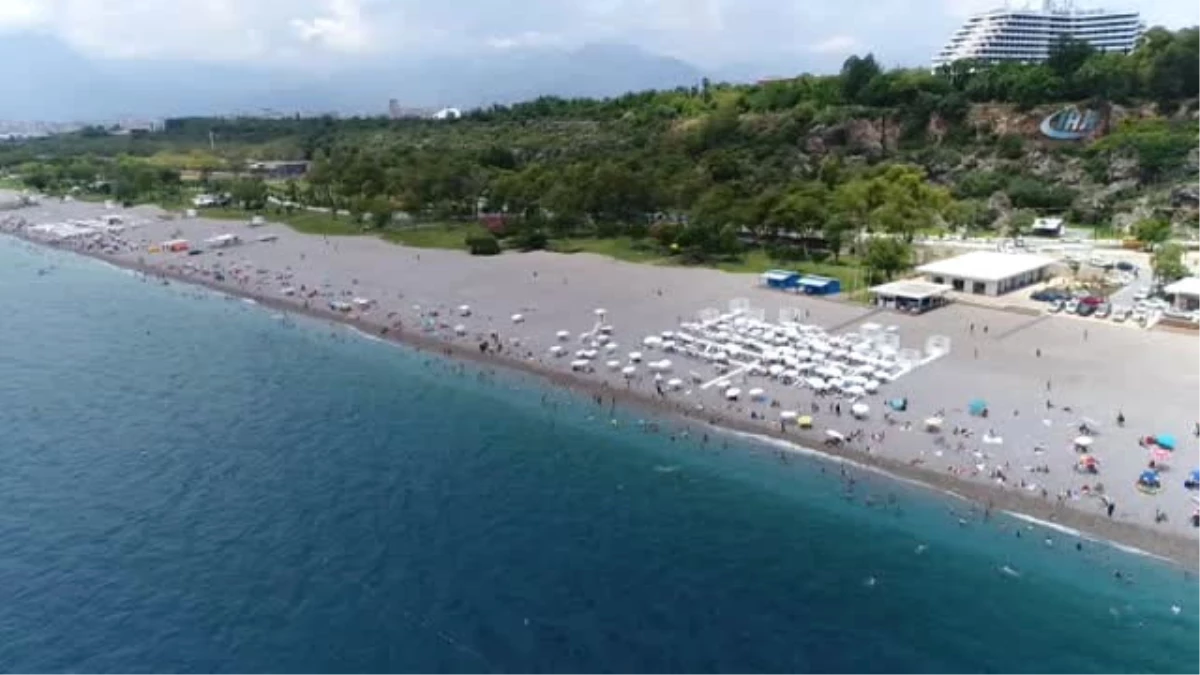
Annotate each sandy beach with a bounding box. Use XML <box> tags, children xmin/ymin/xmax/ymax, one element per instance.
<box><xmin>4</xmin><ymin>195</ymin><xmax>1198</xmax><ymax>567</ymax></box>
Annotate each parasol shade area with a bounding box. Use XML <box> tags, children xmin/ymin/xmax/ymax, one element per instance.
<box><xmin>1073</xmin><ymin>435</ymin><xmax>1094</xmax><ymax>449</ymax></box>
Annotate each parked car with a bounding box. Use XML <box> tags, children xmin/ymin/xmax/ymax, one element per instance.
<box><xmin>1095</xmin><ymin>304</ymin><xmax>1112</xmax><ymax>319</ymax></box>
<box><xmin>1049</xmin><ymin>300</ymin><xmax>1065</xmax><ymax>313</ymax></box>
<box><xmin>1133</xmin><ymin>290</ymin><xmax>1150</xmax><ymax>301</ymax></box>
<box><xmin>1077</xmin><ymin>303</ymin><xmax>1098</xmax><ymax>317</ymax></box>
<box><xmin>1115</xmin><ymin>261</ymin><xmax>1135</xmax><ymax>272</ymax></box>
<box><xmin>1113</xmin><ymin>307</ymin><xmax>1129</xmax><ymax>322</ymax></box>
<box><xmin>1065</xmin><ymin>298</ymin><xmax>1080</xmax><ymax>314</ymax></box>
<box><xmin>1080</xmin><ymin>295</ymin><xmax>1104</xmax><ymax>307</ymax></box>
<box><xmin>1031</xmin><ymin>289</ymin><xmax>1068</xmax><ymax>302</ymax></box>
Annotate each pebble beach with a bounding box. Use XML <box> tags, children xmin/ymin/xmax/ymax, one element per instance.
<box><xmin>4</xmin><ymin>195</ymin><xmax>1198</xmax><ymax>567</ymax></box>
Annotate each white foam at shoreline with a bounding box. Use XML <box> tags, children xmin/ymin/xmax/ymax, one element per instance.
<box><xmin>1003</xmin><ymin>510</ymin><xmax>1173</xmax><ymax>562</ymax></box>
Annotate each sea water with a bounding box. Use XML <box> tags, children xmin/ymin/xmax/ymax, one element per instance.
<box><xmin>0</xmin><ymin>237</ymin><xmax>1196</xmax><ymax>674</ymax></box>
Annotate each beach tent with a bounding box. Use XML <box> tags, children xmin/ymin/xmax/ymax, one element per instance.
<box><xmin>968</xmin><ymin>399</ymin><xmax>988</xmax><ymax>416</ymax></box>
<box><xmin>1155</xmin><ymin>434</ymin><xmax>1177</xmax><ymax>450</ymax></box>
<box><xmin>887</xmin><ymin>398</ymin><xmax>908</xmax><ymax>412</ymax></box>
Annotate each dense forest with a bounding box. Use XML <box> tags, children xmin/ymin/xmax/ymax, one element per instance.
<box><xmin>3</xmin><ymin>28</ymin><xmax>1197</xmax><ymax>279</ymax></box>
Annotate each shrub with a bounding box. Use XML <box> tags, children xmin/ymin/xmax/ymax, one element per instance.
<box><xmin>510</xmin><ymin>228</ymin><xmax>548</xmax><ymax>251</ymax></box>
<box><xmin>996</xmin><ymin>133</ymin><xmax>1025</xmax><ymax>160</ymax></box>
<box><xmin>466</xmin><ymin>233</ymin><xmax>501</xmax><ymax>255</ymax></box>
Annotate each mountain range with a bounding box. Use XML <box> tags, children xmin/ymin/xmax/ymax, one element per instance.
<box><xmin>0</xmin><ymin>36</ymin><xmax>711</xmax><ymax>121</ymax></box>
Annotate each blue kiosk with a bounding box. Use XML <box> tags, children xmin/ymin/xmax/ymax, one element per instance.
<box><xmin>798</xmin><ymin>275</ymin><xmax>841</xmax><ymax>296</ymax></box>
<box><xmin>760</xmin><ymin>269</ymin><xmax>801</xmax><ymax>291</ymax></box>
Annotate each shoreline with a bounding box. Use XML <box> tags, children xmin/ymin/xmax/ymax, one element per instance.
<box><xmin>6</xmin><ymin>231</ymin><xmax>1197</xmax><ymax>569</ymax></box>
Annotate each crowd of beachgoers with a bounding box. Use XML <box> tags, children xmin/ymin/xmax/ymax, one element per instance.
<box><xmin>2</xmin><ymin>194</ymin><xmax>1198</xmax><ymax>566</ymax></box>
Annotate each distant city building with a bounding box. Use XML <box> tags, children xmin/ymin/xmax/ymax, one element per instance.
<box><xmin>933</xmin><ymin>1</ymin><xmax>1143</xmax><ymax>68</ymax></box>
<box><xmin>388</xmin><ymin>99</ymin><xmax>437</xmax><ymax>119</ymax></box>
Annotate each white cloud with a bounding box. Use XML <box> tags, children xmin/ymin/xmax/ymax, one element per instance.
<box><xmin>0</xmin><ymin>0</ymin><xmax>48</xmax><ymax>30</ymax></box>
<box><xmin>808</xmin><ymin>35</ymin><xmax>860</xmax><ymax>54</ymax></box>
<box><xmin>290</xmin><ymin>0</ymin><xmax>372</xmax><ymax>53</ymax></box>
<box><xmin>485</xmin><ymin>31</ymin><xmax>565</xmax><ymax>51</ymax></box>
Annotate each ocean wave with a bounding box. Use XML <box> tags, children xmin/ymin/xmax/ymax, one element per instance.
<box><xmin>346</xmin><ymin>325</ymin><xmax>386</xmax><ymax>344</ymax></box>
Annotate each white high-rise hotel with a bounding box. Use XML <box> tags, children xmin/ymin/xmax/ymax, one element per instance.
<box><xmin>933</xmin><ymin>1</ymin><xmax>1144</xmax><ymax>68</ymax></box>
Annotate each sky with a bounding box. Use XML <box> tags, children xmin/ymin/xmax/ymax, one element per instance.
<box><xmin>0</xmin><ymin>0</ymin><xmax>1196</xmax><ymax>74</ymax></box>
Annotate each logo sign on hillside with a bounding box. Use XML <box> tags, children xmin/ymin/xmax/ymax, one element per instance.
<box><xmin>1039</xmin><ymin>106</ymin><xmax>1101</xmax><ymax>141</ymax></box>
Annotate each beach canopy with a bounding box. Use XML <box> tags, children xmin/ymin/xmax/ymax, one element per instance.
<box><xmin>968</xmin><ymin>399</ymin><xmax>988</xmax><ymax>415</ymax></box>
<box><xmin>748</xmin><ymin>387</ymin><xmax>765</xmax><ymax>399</ymax></box>
<box><xmin>1074</xmin><ymin>435</ymin><xmax>1094</xmax><ymax>448</ymax></box>
<box><xmin>826</xmin><ymin>429</ymin><xmax>846</xmax><ymax>441</ymax></box>
<box><xmin>725</xmin><ymin>387</ymin><xmax>741</xmax><ymax>400</ymax></box>
<box><xmin>851</xmin><ymin>403</ymin><xmax>870</xmax><ymax>418</ymax></box>
<box><xmin>798</xmin><ymin>415</ymin><xmax>813</xmax><ymax>429</ymax></box>
<box><xmin>1155</xmin><ymin>434</ymin><xmax>1177</xmax><ymax>450</ymax></box>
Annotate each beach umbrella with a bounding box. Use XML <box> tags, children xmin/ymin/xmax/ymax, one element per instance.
<box><xmin>968</xmin><ymin>399</ymin><xmax>988</xmax><ymax>416</ymax></box>
<box><xmin>1151</xmin><ymin>447</ymin><xmax>1172</xmax><ymax>464</ymax></box>
<box><xmin>1138</xmin><ymin>469</ymin><xmax>1160</xmax><ymax>486</ymax></box>
<box><xmin>605</xmin><ymin>343</ymin><xmax>618</xmax><ymax>353</ymax></box>
<box><xmin>667</xmin><ymin>378</ymin><xmax>683</xmax><ymax>390</ymax></box>
<box><xmin>622</xmin><ymin>366</ymin><xmax>637</xmax><ymax>378</ymax></box>
<box><xmin>570</xmin><ymin>359</ymin><xmax>590</xmax><ymax>371</ymax></box>
<box><xmin>596</xmin><ymin>334</ymin><xmax>610</xmax><ymax>345</ymax></box>
<box><xmin>657</xmin><ymin>359</ymin><xmax>673</xmax><ymax>371</ymax></box>
<box><xmin>887</xmin><ymin>398</ymin><xmax>908</xmax><ymax>412</ymax></box>
<box><xmin>798</xmin><ymin>415</ymin><xmax>813</xmax><ymax>429</ymax></box>
<box><xmin>1186</xmin><ymin>469</ymin><xmax>1199</xmax><ymax>488</ymax></box>
<box><xmin>845</xmin><ymin>385</ymin><xmax>867</xmax><ymax>397</ymax></box>
<box><xmin>606</xmin><ymin>360</ymin><xmax>621</xmax><ymax>370</ymax></box>
<box><xmin>815</xmin><ymin>365</ymin><xmax>842</xmax><ymax>378</ymax></box>
<box><xmin>594</xmin><ymin>308</ymin><xmax>607</xmax><ymax>317</ymax></box>
<box><xmin>851</xmin><ymin>402</ymin><xmax>870</xmax><ymax>418</ymax></box>
<box><xmin>643</xmin><ymin>336</ymin><xmax>662</xmax><ymax>347</ymax></box>
<box><xmin>748</xmin><ymin>387</ymin><xmax>765</xmax><ymax>400</ymax></box>
<box><xmin>768</xmin><ymin>364</ymin><xmax>785</xmax><ymax>377</ymax></box>
<box><xmin>983</xmin><ymin>434</ymin><xmax>1003</xmax><ymax>445</ymax></box>
<box><xmin>454</xmin><ymin>324</ymin><xmax>467</xmax><ymax>336</ymax></box>
<box><xmin>511</xmin><ymin>313</ymin><xmax>524</xmax><ymax>323</ymax></box>
<box><xmin>661</xmin><ymin>331</ymin><xmax>675</xmax><ymax>339</ymax></box>
<box><xmin>725</xmin><ymin>387</ymin><xmax>741</xmax><ymax>400</ymax></box>
<box><xmin>628</xmin><ymin>351</ymin><xmax>643</xmax><ymax>363</ymax></box>
<box><xmin>924</xmin><ymin>417</ymin><xmax>943</xmax><ymax>432</ymax></box>
<box><xmin>1077</xmin><ymin>454</ymin><xmax>1099</xmax><ymax>468</ymax></box>
<box><xmin>1155</xmin><ymin>434</ymin><xmax>1177</xmax><ymax>450</ymax></box>
<box><xmin>1073</xmin><ymin>435</ymin><xmax>1094</xmax><ymax>449</ymax></box>
<box><xmin>780</xmin><ymin>410</ymin><xmax>798</xmax><ymax>423</ymax></box>
<box><xmin>556</xmin><ymin>330</ymin><xmax>571</xmax><ymax>340</ymax></box>
<box><xmin>864</xmin><ymin>380</ymin><xmax>880</xmax><ymax>393</ymax></box>
<box><xmin>806</xmin><ymin>377</ymin><xmax>827</xmax><ymax>390</ymax></box>
<box><xmin>458</xmin><ymin>304</ymin><xmax>471</xmax><ymax>316</ymax></box>
<box><xmin>826</xmin><ymin>429</ymin><xmax>846</xmax><ymax>441</ymax></box>
<box><xmin>548</xmin><ymin>345</ymin><xmax>566</xmax><ymax>356</ymax></box>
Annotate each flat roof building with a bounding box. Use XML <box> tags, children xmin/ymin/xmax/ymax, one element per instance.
<box><xmin>1030</xmin><ymin>217</ymin><xmax>1065</xmax><ymax>237</ymax></box>
<box><xmin>869</xmin><ymin>280</ymin><xmax>953</xmax><ymax>313</ymax></box>
<box><xmin>917</xmin><ymin>251</ymin><xmax>1056</xmax><ymax>296</ymax></box>
<box><xmin>1163</xmin><ymin>277</ymin><xmax>1200</xmax><ymax>311</ymax></box>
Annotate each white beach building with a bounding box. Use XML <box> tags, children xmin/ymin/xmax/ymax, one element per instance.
<box><xmin>917</xmin><ymin>251</ymin><xmax>1055</xmax><ymax>296</ymax></box>
<box><xmin>1163</xmin><ymin>277</ymin><xmax>1200</xmax><ymax>311</ymax></box>
<box><xmin>933</xmin><ymin>1</ymin><xmax>1144</xmax><ymax>68</ymax></box>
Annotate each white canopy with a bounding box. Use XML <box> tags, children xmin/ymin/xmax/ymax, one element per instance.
<box><xmin>780</xmin><ymin>410</ymin><xmax>798</xmax><ymax>421</ymax></box>
<box><xmin>826</xmin><ymin>430</ymin><xmax>846</xmax><ymax>441</ymax></box>
<box><xmin>549</xmin><ymin>345</ymin><xmax>566</xmax><ymax>356</ymax></box>
<box><xmin>511</xmin><ymin>314</ymin><xmax>524</xmax><ymax>323</ymax></box>
<box><xmin>606</xmin><ymin>360</ymin><xmax>621</xmax><ymax>370</ymax></box>
<box><xmin>454</xmin><ymin>324</ymin><xmax>467</xmax><ymax>335</ymax></box>
<box><xmin>851</xmin><ymin>402</ymin><xmax>870</xmax><ymax>417</ymax></box>
<box><xmin>667</xmin><ymin>378</ymin><xmax>684</xmax><ymax>390</ymax></box>
<box><xmin>556</xmin><ymin>330</ymin><xmax>571</xmax><ymax>340</ymax></box>
<box><xmin>724</xmin><ymin>387</ymin><xmax>741</xmax><ymax>400</ymax></box>
<box><xmin>458</xmin><ymin>305</ymin><xmax>471</xmax><ymax>316</ymax></box>
<box><xmin>1074</xmin><ymin>436</ymin><xmax>1094</xmax><ymax>447</ymax></box>
<box><xmin>628</xmin><ymin>352</ymin><xmax>644</xmax><ymax>362</ymax></box>
<box><xmin>622</xmin><ymin>366</ymin><xmax>637</xmax><ymax>376</ymax></box>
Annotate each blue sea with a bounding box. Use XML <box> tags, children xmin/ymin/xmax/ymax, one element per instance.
<box><xmin>0</xmin><ymin>236</ymin><xmax>1196</xmax><ymax>674</ymax></box>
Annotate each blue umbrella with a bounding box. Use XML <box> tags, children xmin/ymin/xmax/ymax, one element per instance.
<box><xmin>968</xmin><ymin>399</ymin><xmax>988</xmax><ymax>415</ymax></box>
<box><xmin>1155</xmin><ymin>434</ymin><xmax>1177</xmax><ymax>450</ymax></box>
<box><xmin>1139</xmin><ymin>469</ymin><xmax>1160</xmax><ymax>485</ymax></box>
<box><xmin>1188</xmin><ymin>469</ymin><xmax>1199</xmax><ymax>484</ymax></box>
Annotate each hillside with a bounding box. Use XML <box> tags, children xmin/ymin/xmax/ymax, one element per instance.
<box><xmin>2</xmin><ymin>28</ymin><xmax>1197</xmax><ymax>285</ymax></box>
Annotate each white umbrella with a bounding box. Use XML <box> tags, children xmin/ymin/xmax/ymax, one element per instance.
<box><xmin>581</xmin><ymin>350</ymin><xmax>598</xmax><ymax>359</ymax></box>
<box><xmin>454</xmin><ymin>324</ymin><xmax>467</xmax><ymax>336</ymax></box>
<box><xmin>851</xmin><ymin>402</ymin><xmax>870</xmax><ymax>418</ymax></box>
<box><xmin>570</xmin><ymin>359</ymin><xmax>590</xmax><ymax>371</ymax></box>
<box><xmin>815</xmin><ymin>365</ymin><xmax>842</xmax><ymax>378</ymax></box>
<box><xmin>661</xmin><ymin>331</ymin><xmax>675</xmax><ymax>339</ymax></box>
<box><xmin>667</xmin><ymin>378</ymin><xmax>683</xmax><ymax>390</ymax></box>
<box><xmin>725</xmin><ymin>387</ymin><xmax>741</xmax><ymax>400</ymax></box>
<box><xmin>622</xmin><ymin>366</ymin><xmax>637</xmax><ymax>377</ymax></box>
<box><xmin>643</xmin><ymin>336</ymin><xmax>662</xmax><ymax>347</ymax></box>
<box><xmin>656</xmin><ymin>359</ymin><xmax>673</xmax><ymax>371</ymax></box>
<box><xmin>768</xmin><ymin>364</ymin><xmax>785</xmax><ymax>376</ymax></box>
<box><xmin>924</xmin><ymin>417</ymin><xmax>943</xmax><ymax>431</ymax></box>
<box><xmin>556</xmin><ymin>330</ymin><xmax>571</xmax><ymax>340</ymax></box>
<box><xmin>748</xmin><ymin>387</ymin><xmax>765</xmax><ymax>400</ymax></box>
<box><xmin>864</xmin><ymin>380</ymin><xmax>880</xmax><ymax>393</ymax></box>
<box><xmin>605</xmin><ymin>359</ymin><xmax>621</xmax><ymax>370</ymax></box>
<box><xmin>845</xmin><ymin>385</ymin><xmax>866</xmax><ymax>397</ymax></box>
<box><xmin>594</xmin><ymin>308</ymin><xmax>607</xmax><ymax>316</ymax></box>
<box><xmin>780</xmin><ymin>410</ymin><xmax>798</xmax><ymax>422</ymax></box>
<box><xmin>806</xmin><ymin>377</ymin><xmax>827</xmax><ymax>390</ymax></box>
<box><xmin>596</xmin><ymin>334</ymin><xmax>610</xmax><ymax>344</ymax></box>
<box><xmin>1074</xmin><ymin>435</ymin><xmax>1094</xmax><ymax>448</ymax></box>
<box><xmin>549</xmin><ymin>345</ymin><xmax>566</xmax><ymax>356</ymax></box>
<box><xmin>983</xmin><ymin>434</ymin><xmax>1004</xmax><ymax>445</ymax></box>
<box><xmin>826</xmin><ymin>429</ymin><xmax>846</xmax><ymax>441</ymax></box>
<box><xmin>628</xmin><ymin>351</ymin><xmax>644</xmax><ymax>362</ymax></box>
<box><xmin>511</xmin><ymin>313</ymin><xmax>524</xmax><ymax>323</ymax></box>
<box><xmin>843</xmin><ymin>375</ymin><xmax>868</xmax><ymax>386</ymax></box>
<box><xmin>458</xmin><ymin>304</ymin><xmax>471</xmax><ymax>316</ymax></box>
<box><xmin>605</xmin><ymin>343</ymin><xmax>619</xmax><ymax>352</ymax></box>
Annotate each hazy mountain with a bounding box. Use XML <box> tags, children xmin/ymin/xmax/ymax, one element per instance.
<box><xmin>0</xmin><ymin>37</ymin><xmax>707</xmax><ymax>121</ymax></box>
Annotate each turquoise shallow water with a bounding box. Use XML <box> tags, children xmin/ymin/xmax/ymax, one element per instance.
<box><xmin>0</xmin><ymin>237</ymin><xmax>1197</xmax><ymax>673</ymax></box>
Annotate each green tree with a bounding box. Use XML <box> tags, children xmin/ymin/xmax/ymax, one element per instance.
<box><xmin>840</xmin><ymin>54</ymin><xmax>882</xmax><ymax>104</ymax></box>
<box><xmin>1152</xmin><ymin>242</ymin><xmax>1187</xmax><ymax>282</ymax></box>
<box><xmin>231</xmin><ymin>177</ymin><xmax>268</xmax><ymax>210</ymax></box>
<box><xmin>1046</xmin><ymin>35</ymin><xmax>1096</xmax><ymax>80</ymax></box>
<box><xmin>863</xmin><ymin>238</ymin><xmax>912</xmax><ymax>281</ymax></box>
<box><xmin>1134</xmin><ymin>217</ymin><xmax>1172</xmax><ymax>245</ymax></box>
